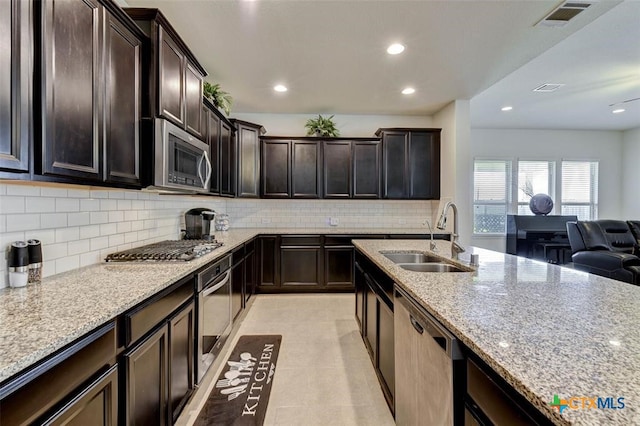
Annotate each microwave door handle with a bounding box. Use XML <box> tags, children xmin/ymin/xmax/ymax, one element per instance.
<box><xmin>202</xmin><ymin>150</ymin><xmax>212</xmax><ymax>189</ymax></box>
<box><xmin>201</xmin><ymin>270</ymin><xmax>231</xmax><ymax>297</ymax></box>
<box><xmin>197</xmin><ymin>153</ymin><xmax>205</xmax><ymax>187</ymax></box>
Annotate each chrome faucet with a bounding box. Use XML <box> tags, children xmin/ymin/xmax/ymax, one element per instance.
<box><xmin>423</xmin><ymin>219</ymin><xmax>438</xmax><ymax>252</ymax></box>
<box><xmin>436</xmin><ymin>201</ymin><xmax>465</xmax><ymax>260</ymax></box>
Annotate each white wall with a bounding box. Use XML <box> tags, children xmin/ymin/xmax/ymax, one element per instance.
<box><xmin>470</xmin><ymin>128</ymin><xmax>624</xmax><ymax>252</ymax></box>
<box><xmin>432</xmin><ymin>100</ymin><xmax>472</xmax><ymax>247</ymax></box>
<box><xmin>622</xmin><ymin>127</ymin><xmax>640</xmax><ymax>218</ymax></box>
<box><xmin>231</xmin><ymin>113</ymin><xmax>433</xmax><ymax>137</ymax></box>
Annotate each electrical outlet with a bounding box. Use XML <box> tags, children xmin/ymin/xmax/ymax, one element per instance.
<box><xmin>261</xmin><ymin>218</ymin><xmax>271</xmax><ymax>224</ymax></box>
<box><xmin>398</xmin><ymin>219</ymin><xmax>407</xmax><ymax>225</ymax></box>
<box><xmin>330</xmin><ymin>217</ymin><xmax>339</xmax><ymax>226</ymax></box>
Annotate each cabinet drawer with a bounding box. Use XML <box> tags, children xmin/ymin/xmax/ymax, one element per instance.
<box><xmin>467</xmin><ymin>358</ymin><xmax>537</xmax><ymax>426</ymax></box>
<box><xmin>0</xmin><ymin>322</ymin><xmax>117</xmax><ymax>425</ymax></box>
<box><xmin>324</xmin><ymin>236</ymin><xmax>353</xmax><ymax>246</ymax></box>
<box><xmin>245</xmin><ymin>238</ymin><xmax>256</xmax><ymax>254</ymax></box>
<box><xmin>232</xmin><ymin>244</ymin><xmax>246</xmax><ymax>264</ymax></box>
<box><xmin>280</xmin><ymin>235</ymin><xmax>322</xmax><ymax>247</ymax></box>
<box><xmin>123</xmin><ymin>275</ymin><xmax>194</xmax><ymax>346</ymax></box>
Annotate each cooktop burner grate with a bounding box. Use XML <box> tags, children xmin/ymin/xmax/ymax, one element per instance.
<box><xmin>105</xmin><ymin>240</ymin><xmax>223</xmax><ymax>262</ymax></box>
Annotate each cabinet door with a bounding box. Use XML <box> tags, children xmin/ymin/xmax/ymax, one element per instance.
<box><xmin>382</xmin><ymin>132</ymin><xmax>408</xmax><ymax>198</ymax></box>
<box><xmin>409</xmin><ymin>131</ymin><xmax>440</xmax><ymax>199</ymax></box>
<box><xmin>184</xmin><ymin>63</ymin><xmax>203</xmax><ymax>139</ymax></box>
<box><xmin>261</xmin><ymin>140</ymin><xmax>290</xmax><ymax>198</ymax></box>
<box><xmin>364</xmin><ymin>275</ymin><xmax>377</xmax><ymax>358</ymax></box>
<box><xmin>378</xmin><ymin>300</ymin><xmax>395</xmax><ymax>405</ymax></box>
<box><xmin>124</xmin><ymin>324</ymin><xmax>168</xmax><ymax>426</ymax></box>
<box><xmin>168</xmin><ymin>302</ymin><xmax>194</xmax><ymax>423</ymax></box>
<box><xmin>104</xmin><ymin>12</ymin><xmax>141</xmax><ymax>187</ymax></box>
<box><xmin>158</xmin><ymin>27</ymin><xmax>184</xmax><ymax>127</ymax></box>
<box><xmin>280</xmin><ymin>248</ymin><xmax>322</xmax><ymax>287</ymax></box>
<box><xmin>0</xmin><ymin>0</ymin><xmax>31</xmax><ymax>174</ymax></box>
<box><xmin>258</xmin><ymin>236</ymin><xmax>279</xmax><ymax>288</ymax></box>
<box><xmin>323</xmin><ymin>141</ymin><xmax>351</xmax><ymax>198</ymax></box>
<box><xmin>353</xmin><ymin>141</ymin><xmax>381</xmax><ymax>198</ymax></box>
<box><xmin>292</xmin><ymin>141</ymin><xmax>320</xmax><ymax>198</ymax></box>
<box><xmin>354</xmin><ymin>262</ymin><xmax>365</xmax><ymax>333</ymax></box>
<box><xmin>325</xmin><ymin>247</ymin><xmax>353</xmax><ymax>287</ymax></box>
<box><xmin>220</xmin><ymin>122</ymin><xmax>235</xmax><ymax>196</ymax></box>
<box><xmin>237</xmin><ymin>124</ymin><xmax>260</xmax><ymax>198</ymax></box>
<box><xmin>231</xmin><ymin>258</ymin><xmax>244</xmax><ymax>320</ymax></box>
<box><xmin>208</xmin><ymin>110</ymin><xmax>221</xmax><ymax>194</ymax></box>
<box><xmin>41</xmin><ymin>0</ymin><xmax>103</xmax><ymax>181</ymax></box>
<box><xmin>42</xmin><ymin>365</ymin><xmax>118</xmax><ymax>426</ymax></box>
<box><xmin>244</xmin><ymin>249</ymin><xmax>256</xmax><ymax>304</ymax></box>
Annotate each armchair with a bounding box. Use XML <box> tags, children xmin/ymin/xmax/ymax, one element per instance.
<box><xmin>566</xmin><ymin>220</ymin><xmax>640</xmax><ymax>285</ymax></box>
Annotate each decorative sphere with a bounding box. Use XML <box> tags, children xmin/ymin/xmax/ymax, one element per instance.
<box><xmin>529</xmin><ymin>193</ymin><xmax>554</xmax><ymax>215</ymax></box>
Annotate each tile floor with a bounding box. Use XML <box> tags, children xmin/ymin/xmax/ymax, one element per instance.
<box><xmin>178</xmin><ymin>294</ymin><xmax>395</xmax><ymax>426</ymax></box>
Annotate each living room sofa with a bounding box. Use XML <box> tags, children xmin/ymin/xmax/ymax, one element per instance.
<box><xmin>566</xmin><ymin>220</ymin><xmax>640</xmax><ymax>285</ymax></box>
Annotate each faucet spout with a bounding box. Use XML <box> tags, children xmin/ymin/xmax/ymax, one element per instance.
<box><xmin>423</xmin><ymin>220</ymin><xmax>438</xmax><ymax>252</ymax></box>
<box><xmin>436</xmin><ymin>201</ymin><xmax>465</xmax><ymax>260</ymax></box>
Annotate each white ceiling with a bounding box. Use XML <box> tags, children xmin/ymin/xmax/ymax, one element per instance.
<box><xmin>124</xmin><ymin>0</ymin><xmax>639</xmax><ymax>131</ymax></box>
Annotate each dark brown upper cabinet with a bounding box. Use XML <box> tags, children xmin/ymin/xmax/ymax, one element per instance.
<box><xmin>125</xmin><ymin>8</ymin><xmax>207</xmax><ymax>140</ymax></box>
<box><xmin>231</xmin><ymin>119</ymin><xmax>263</xmax><ymax>198</ymax></box>
<box><xmin>39</xmin><ymin>0</ymin><xmax>145</xmax><ymax>187</ymax></box>
<box><xmin>323</xmin><ymin>139</ymin><xmax>381</xmax><ymax>199</ymax></box>
<box><xmin>203</xmin><ymin>98</ymin><xmax>235</xmax><ymax>197</ymax></box>
<box><xmin>292</xmin><ymin>140</ymin><xmax>321</xmax><ymax>198</ymax></box>
<box><xmin>261</xmin><ymin>138</ymin><xmax>321</xmax><ymax>199</ymax></box>
<box><xmin>376</xmin><ymin>128</ymin><xmax>441</xmax><ymax>199</ymax></box>
<box><xmin>261</xmin><ymin>139</ymin><xmax>290</xmax><ymax>198</ymax></box>
<box><xmin>0</xmin><ymin>0</ymin><xmax>32</xmax><ymax>177</ymax></box>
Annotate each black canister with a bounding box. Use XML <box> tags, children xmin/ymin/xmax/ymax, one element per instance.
<box><xmin>27</xmin><ymin>239</ymin><xmax>43</xmax><ymax>283</ymax></box>
<box><xmin>9</xmin><ymin>241</ymin><xmax>29</xmax><ymax>287</ymax></box>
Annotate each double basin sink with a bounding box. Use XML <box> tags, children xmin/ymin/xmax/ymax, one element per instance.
<box><xmin>381</xmin><ymin>252</ymin><xmax>471</xmax><ymax>273</ymax></box>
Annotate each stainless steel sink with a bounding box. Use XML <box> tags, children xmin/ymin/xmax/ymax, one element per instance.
<box><xmin>398</xmin><ymin>263</ymin><xmax>467</xmax><ymax>273</ymax></box>
<box><xmin>382</xmin><ymin>252</ymin><xmax>442</xmax><ymax>264</ymax></box>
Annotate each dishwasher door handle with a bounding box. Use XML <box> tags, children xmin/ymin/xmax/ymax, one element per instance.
<box><xmin>410</xmin><ymin>315</ymin><xmax>424</xmax><ymax>334</ymax></box>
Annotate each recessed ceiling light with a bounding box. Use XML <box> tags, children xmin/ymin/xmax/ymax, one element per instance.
<box><xmin>501</xmin><ymin>106</ymin><xmax>513</xmax><ymax>111</ymax></box>
<box><xmin>612</xmin><ymin>108</ymin><xmax>625</xmax><ymax>114</ymax></box>
<box><xmin>273</xmin><ymin>84</ymin><xmax>287</xmax><ymax>92</ymax></box>
<box><xmin>387</xmin><ymin>43</ymin><xmax>405</xmax><ymax>55</ymax></box>
<box><xmin>401</xmin><ymin>87</ymin><xmax>415</xmax><ymax>95</ymax></box>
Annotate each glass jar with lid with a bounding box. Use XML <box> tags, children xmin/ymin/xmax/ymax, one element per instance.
<box><xmin>215</xmin><ymin>214</ymin><xmax>230</xmax><ymax>231</ymax></box>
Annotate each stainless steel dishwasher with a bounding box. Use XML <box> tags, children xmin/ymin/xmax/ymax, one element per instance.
<box><xmin>394</xmin><ymin>286</ymin><xmax>465</xmax><ymax>425</ymax></box>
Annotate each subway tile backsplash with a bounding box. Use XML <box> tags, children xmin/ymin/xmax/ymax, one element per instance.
<box><xmin>0</xmin><ymin>182</ymin><xmax>435</xmax><ymax>288</ymax></box>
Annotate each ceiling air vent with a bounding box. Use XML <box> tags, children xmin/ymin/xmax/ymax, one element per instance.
<box><xmin>536</xmin><ymin>1</ymin><xmax>592</xmax><ymax>27</ymax></box>
<box><xmin>533</xmin><ymin>83</ymin><xmax>565</xmax><ymax>92</ymax></box>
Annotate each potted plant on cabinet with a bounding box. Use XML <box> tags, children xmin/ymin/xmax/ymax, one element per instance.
<box><xmin>304</xmin><ymin>114</ymin><xmax>340</xmax><ymax>137</ymax></box>
<box><xmin>203</xmin><ymin>82</ymin><xmax>233</xmax><ymax>116</ymax></box>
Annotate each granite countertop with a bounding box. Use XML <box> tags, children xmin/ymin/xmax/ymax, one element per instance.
<box><xmin>352</xmin><ymin>239</ymin><xmax>640</xmax><ymax>426</ymax></box>
<box><xmin>0</xmin><ymin>227</ymin><xmax>439</xmax><ymax>385</ymax></box>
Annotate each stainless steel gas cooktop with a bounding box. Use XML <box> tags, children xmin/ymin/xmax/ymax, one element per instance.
<box><xmin>105</xmin><ymin>240</ymin><xmax>223</xmax><ymax>262</ymax></box>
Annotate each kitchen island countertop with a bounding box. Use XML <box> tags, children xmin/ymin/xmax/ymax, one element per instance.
<box><xmin>352</xmin><ymin>239</ymin><xmax>640</xmax><ymax>426</ymax></box>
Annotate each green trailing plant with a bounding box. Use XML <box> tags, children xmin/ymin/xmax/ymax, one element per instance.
<box><xmin>304</xmin><ymin>114</ymin><xmax>340</xmax><ymax>137</ymax></box>
<box><xmin>203</xmin><ymin>81</ymin><xmax>233</xmax><ymax>116</ymax></box>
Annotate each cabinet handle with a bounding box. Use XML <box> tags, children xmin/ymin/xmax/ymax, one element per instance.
<box><xmin>410</xmin><ymin>315</ymin><xmax>424</xmax><ymax>334</ymax></box>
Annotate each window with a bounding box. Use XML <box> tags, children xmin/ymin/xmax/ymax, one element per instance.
<box><xmin>473</xmin><ymin>160</ymin><xmax>511</xmax><ymax>234</ymax></box>
<box><xmin>516</xmin><ymin>161</ymin><xmax>555</xmax><ymax>215</ymax></box>
<box><xmin>561</xmin><ymin>161</ymin><xmax>598</xmax><ymax>220</ymax></box>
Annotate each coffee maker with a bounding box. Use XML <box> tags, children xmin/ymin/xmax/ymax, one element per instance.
<box><xmin>184</xmin><ymin>208</ymin><xmax>216</xmax><ymax>240</ymax></box>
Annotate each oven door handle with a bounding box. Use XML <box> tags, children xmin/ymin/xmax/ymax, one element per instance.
<box><xmin>201</xmin><ymin>270</ymin><xmax>231</xmax><ymax>297</ymax></box>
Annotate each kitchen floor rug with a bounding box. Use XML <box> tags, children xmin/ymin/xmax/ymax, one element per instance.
<box><xmin>195</xmin><ymin>335</ymin><xmax>282</xmax><ymax>426</ymax></box>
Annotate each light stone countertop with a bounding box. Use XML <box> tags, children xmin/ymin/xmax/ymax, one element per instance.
<box><xmin>352</xmin><ymin>239</ymin><xmax>640</xmax><ymax>426</ymax></box>
<box><xmin>0</xmin><ymin>227</ymin><xmax>439</xmax><ymax>385</ymax></box>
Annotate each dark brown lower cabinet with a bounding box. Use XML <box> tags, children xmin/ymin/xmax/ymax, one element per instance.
<box><xmin>168</xmin><ymin>302</ymin><xmax>194</xmax><ymax>423</ymax></box>
<box><xmin>378</xmin><ymin>300</ymin><xmax>395</xmax><ymax>404</ymax></box>
<box><xmin>325</xmin><ymin>246</ymin><xmax>353</xmax><ymax>287</ymax></box>
<box><xmin>280</xmin><ymin>247</ymin><xmax>322</xmax><ymax>287</ymax></box>
<box><xmin>354</xmin><ymin>262</ymin><xmax>365</xmax><ymax>332</ymax></box>
<box><xmin>364</xmin><ymin>276</ymin><xmax>377</xmax><ymax>357</ymax></box>
<box><xmin>42</xmin><ymin>364</ymin><xmax>118</xmax><ymax>426</ymax></box>
<box><xmin>244</xmin><ymin>242</ymin><xmax>256</xmax><ymax>305</ymax></box>
<box><xmin>124</xmin><ymin>324</ymin><xmax>169</xmax><ymax>426</ymax></box>
<box><xmin>231</xmin><ymin>247</ymin><xmax>245</xmax><ymax>321</ymax></box>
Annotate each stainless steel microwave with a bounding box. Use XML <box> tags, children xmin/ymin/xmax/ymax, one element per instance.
<box><xmin>153</xmin><ymin>118</ymin><xmax>211</xmax><ymax>193</ymax></box>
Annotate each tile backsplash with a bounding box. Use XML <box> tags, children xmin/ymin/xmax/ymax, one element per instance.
<box><xmin>1</xmin><ymin>182</ymin><xmax>435</xmax><ymax>288</ymax></box>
